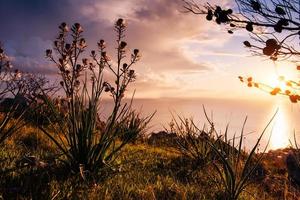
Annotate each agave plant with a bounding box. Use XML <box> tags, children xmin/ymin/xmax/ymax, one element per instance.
<box><xmin>117</xmin><ymin>110</ymin><xmax>154</xmax><ymax>144</ymax></box>
<box><xmin>169</xmin><ymin>115</ymin><xmax>216</xmax><ymax>167</ymax></box>
<box><xmin>40</xmin><ymin>19</ymin><xmax>152</xmax><ymax>173</ymax></box>
<box><xmin>204</xmin><ymin>107</ymin><xmax>277</xmax><ymax>200</ymax></box>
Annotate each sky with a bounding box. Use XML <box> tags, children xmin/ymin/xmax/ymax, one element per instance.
<box><xmin>0</xmin><ymin>0</ymin><xmax>298</xmax><ymax>102</ymax></box>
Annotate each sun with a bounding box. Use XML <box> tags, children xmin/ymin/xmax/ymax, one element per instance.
<box><xmin>267</xmin><ymin>60</ymin><xmax>299</xmax><ymax>88</ymax></box>
<box><xmin>267</xmin><ymin>75</ymin><xmax>288</xmax><ymax>92</ymax></box>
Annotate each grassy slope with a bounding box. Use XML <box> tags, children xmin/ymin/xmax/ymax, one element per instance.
<box><xmin>0</xmin><ymin>126</ymin><xmax>299</xmax><ymax>199</ymax></box>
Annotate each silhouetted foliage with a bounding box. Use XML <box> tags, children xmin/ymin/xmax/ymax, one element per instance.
<box><xmin>0</xmin><ymin>45</ymin><xmax>37</xmax><ymax>144</ymax></box>
<box><xmin>41</xmin><ymin>19</ymin><xmax>152</xmax><ymax>174</ymax></box>
<box><xmin>168</xmin><ymin>116</ymin><xmax>216</xmax><ymax>167</ymax></box>
<box><xmin>0</xmin><ymin>43</ymin><xmax>56</xmax><ymax>145</ymax></box>
<box><xmin>183</xmin><ymin>0</ymin><xmax>300</xmax><ymax>103</ymax></box>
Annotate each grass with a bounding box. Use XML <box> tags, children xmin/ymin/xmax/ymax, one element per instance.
<box><xmin>169</xmin><ymin>107</ymin><xmax>279</xmax><ymax>200</ymax></box>
<box><xmin>0</xmin><ymin>124</ymin><xmax>299</xmax><ymax>199</ymax></box>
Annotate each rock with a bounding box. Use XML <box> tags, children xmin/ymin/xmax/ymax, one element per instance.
<box><xmin>252</xmin><ymin>162</ymin><xmax>267</xmax><ymax>181</ymax></box>
<box><xmin>147</xmin><ymin>131</ymin><xmax>179</xmax><ymax>147</ymax></box>
<box><xmin>286</xmin><ymin>151</ymin><xmax>300</xmax><ymax>185</ymax></box>
<box><xmin>16</xmin><ymin>155</ymin><xmax>48</xmax><ymax>169</ymax></box>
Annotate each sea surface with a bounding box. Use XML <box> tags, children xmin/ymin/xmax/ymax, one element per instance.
<box><xmin>99</xmin><ymin>97</ymin><xmax>300</xmax><ymax>150</ymax></box>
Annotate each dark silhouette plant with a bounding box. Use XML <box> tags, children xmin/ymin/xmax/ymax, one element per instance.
<box><xmin>206</xmin><ymin>113</ymin><xmax>275</xmax><ymax>200</ymax></box>
<box><xmin>41</xmin><ymin>19</ymin><xmax>152</xmax><ymax>173</ymax></box>
<box><xmin>169</xmin><ymin>115</ymin><xmax>216</xmax><ymax>168</ymax></box>
<box><xmin>0</xmin><ymin>45</ymin><xmax>35</xmax><ymax>144</ymax></box>
<box><xmin>171</xmin><ymin>106</ymin><xmax>276</xmax><ymax>199</ymax></box>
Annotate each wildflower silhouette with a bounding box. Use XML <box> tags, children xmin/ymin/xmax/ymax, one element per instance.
<box><xmin>41</xmin><ymin>19</ymin><xmax>152</xmax><ymax>173</ymax></box>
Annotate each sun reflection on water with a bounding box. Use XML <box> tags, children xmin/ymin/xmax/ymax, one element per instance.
<box><xmin>270</xmin><ymin>106</ymin><xmax>290</xmax><ymax>149</ymax></box>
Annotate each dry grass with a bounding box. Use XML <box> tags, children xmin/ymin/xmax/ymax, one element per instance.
<box><xmin>0</xmin><ymin>125</ymin><xmax>299</xmax><ymax>199</ymax></box>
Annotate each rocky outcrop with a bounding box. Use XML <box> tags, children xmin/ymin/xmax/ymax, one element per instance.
<box><xmin>147</xmin><ymin>131</ymin><xmax>179</xmax><ymax>147</ymax></box>
<box><xmin>286</xmin><ymin>151</ymin><xmax>300</xmax><ymax>186</ymax></box>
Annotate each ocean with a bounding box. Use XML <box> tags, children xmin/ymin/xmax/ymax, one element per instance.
<box><xmin>99</xmin><ymin>97</ymin><xmax>300</xmax><ymax>150</ymax></box>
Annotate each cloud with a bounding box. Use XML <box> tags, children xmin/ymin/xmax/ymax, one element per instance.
<box><xmin>4</xmin><ymin>37</ymin><xmax>56</xmax><ymax>74</ymax></box>
<box><xmin>0</xmin><ymin>0</ymin><xmax>240</xmax><ymax>98</ymax></box>
<box><xmin>74</xmin><ymin>0</ymin><xmax>217</xmax><ymax>72</ymax></box>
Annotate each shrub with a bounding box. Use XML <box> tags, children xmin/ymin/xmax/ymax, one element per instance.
<box><xmin>207</xmin><ymin>109</ymin><xmax>277</xmax><ymax>200</ymax></box>
<box><xmin>169</xmin><ymin>115</ymin><xmax>216</xmax><ymax>167</ymax></box>
<box><xmin>169</xmin><ymin>106</ymin><xmax>277</xmax><ymax>199</ymax></box>
<box><xmin>40</xmin><ymin>19</ymin><xmax>152</xmax><ymax>173</ymax></box>
<box><xmin>0</xmin><ymin>45</ymin><xmax>30</xmax><ymax>144</ymax></box>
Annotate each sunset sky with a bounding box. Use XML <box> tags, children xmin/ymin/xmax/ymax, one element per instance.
<box><xmin>0</xmin><ymin>0</ymin><xmax>298</xmax><ymax>102</ymax></box>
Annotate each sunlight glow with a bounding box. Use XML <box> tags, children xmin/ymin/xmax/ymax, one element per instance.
<box><xmin>270</xmin><ymin>108</ymin><xmax>289</xmax><ymax>149</ymax></box>
<box><xmin>264</xmin><ymin>62</ymin><xmax>298</xmax><ymax>93</ymax></box>
<box><xmin>268</xmin><ymin>75</ymin><xmax>288</xmax><ymax>91</ymax></box>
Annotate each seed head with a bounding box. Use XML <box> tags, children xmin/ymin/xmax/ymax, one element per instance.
<box><xmin>54</xmin><ymin>41</ymin><xmax>59</xmax><ymax>47</ymax></box>
<box><xmin>133</xmin><ymin>49</ymin><xmax>139</xmax><ymax>55</ymax></box>
<box><xmin>76</xmin><ymin>64</ymin><xmax>82</xmax><ymax>71</ymax></box>
<box><xmin>116</xmin><ymin>18</ymin><xmax>126</xmax><ymax>27</ymax></box>
<box><xmin>128</xmin><ymin>69</ymin><xmax>135</xmax><ymax>78</ymax></box>
<box><xmin>65</xmin><ymin>43</ymin><xmax>71</xmax><ymax>50</ymax></box>
<box><xmin>104</xmin><ymin>87</ymin><xmax>110</xmax><ymax>92</ymax></box>
<box><xmin>98</xmin><ymin>39</ymin><xmax>105</xmax><ymax>48</ymax></box>
<box><xmin>82</xmin><ymin>58</ymin><xmax>88</xmax><ymax>65</ymax></box>
<box><xmin>274</xmin><ymin>23</ymin><xmax>283</xmax><ymax>33</ymax></box>
<box><xmin>246</xmin><ymin>22</ymin><xmax>253</xmax><ymax>32</ymax></box>
<box><xmin>75</xmin><ymin>80</ymin><xmax>80</xmax><ymax>87</ymax></box>
<box><xmin>46</xmin><ymin>49</ymin><xmax>52</xmax><ymax>57</ymax></box>
<box><xmin>289</xmin><ymin>95</ymin><xmax>297</xmax><ymax>103</ymax></box>
<box><xmin>79</xmin><ymin>38</ymin><xmax>86</xmax><ymax>47</ymax></box>
<box><xmin>101</xmin><ymin>51</ymin><xmax>107</xmax><ymax>57</ymax></box>
<box><xmin>73</xmin><ymin>23</ymin><xmax>83</xmax><ymax>32</ymax></box>
<box><xmin>275</xmin><ymin>6</ymin><xmax>286</xmax><ymax>15</ymax></box>
<box><xmin>266</xmin><ymin>39</ymin><xmax>277</xmax><ymax>48</ymax></box>
<box><xmin>59</xmin><ymin>22</ymin><xmax>69</xmax><ymax>32</ymax></box>
<box><xmin>119</xmin><ymin>41</ymin><xmax>127</xmax><ymax>49</ymax></box>
<box><xmin>243</xmin><ymin>41</ymin><xmax>251</xmax><ymax>47</ymax></box>
<box><xmin>263</xmin><ymin>47</ymin><xmax>275</xmax><ymax>56</ymax></box>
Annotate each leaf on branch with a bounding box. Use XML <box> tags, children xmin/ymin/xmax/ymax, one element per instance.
<box><xmin>251</xmin><ymin>0</ymin><xmax>261</xmax><ymax>11</ymax></box>
<box><xmin>243</xmin><ymin>41</ymin><xmax>251</xmax><ymax>47</ymax></box>
<box><xmin>246</xmin><ymin>23</ymin><xmax>253</xmax><ymax>32</ymax></box>
<box><xmin>275</xmin><ymin>6</ymin><xmax>286</xmax><ymax>15</ymax></box>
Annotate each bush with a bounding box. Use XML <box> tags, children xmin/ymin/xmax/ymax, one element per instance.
<box><xmin>40</xmin><ymin>19</ymin><xmax>152</xmax><ymax>174</ymax></box>
<box><xmin>169</xmin><ymin>115</ymin><xmax>216</xmax><ymax>167</ymax></box>
<box><xmin>0</xmin><ymin>45</ymin><xmax>29</xmax><ymax>145</ymax></box>
<box><xmin>207</xmin><ymin>110</ymin><xmax>277</xmax><ymax>200</ymax></box>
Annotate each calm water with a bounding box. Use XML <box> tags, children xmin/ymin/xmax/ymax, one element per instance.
<box><xmin>99</xmin><ymin>98</ymin><xmax>300</xmax><ymax>150</ymax></box>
